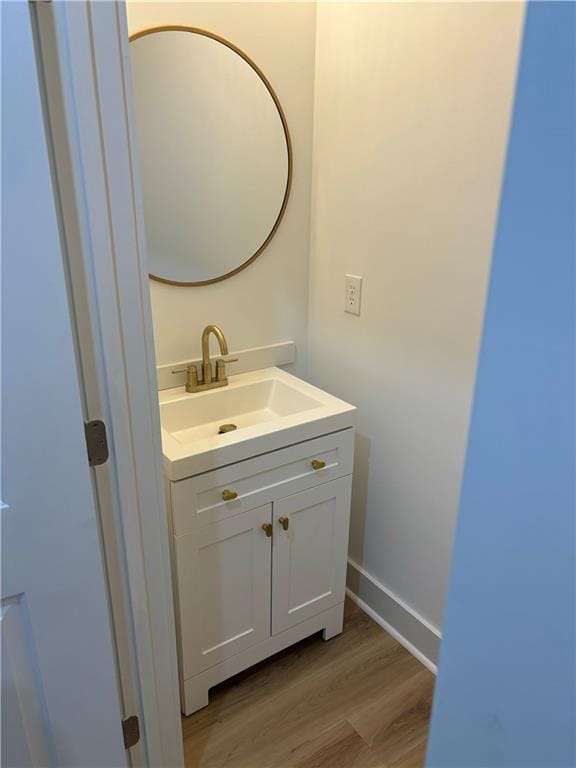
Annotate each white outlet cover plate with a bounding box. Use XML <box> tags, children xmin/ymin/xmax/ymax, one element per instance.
<box><xmin>345</xmin><ymin>274</ymin><xmax>362</xmax><ymax>315</ymax></box>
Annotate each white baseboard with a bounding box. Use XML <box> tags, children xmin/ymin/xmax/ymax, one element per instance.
<box><xmin>346</xmin><ymin>558</ymin><xmax>440</xmax><ymax>674</ymax></box>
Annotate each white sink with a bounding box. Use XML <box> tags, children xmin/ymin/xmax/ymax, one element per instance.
<box><xmin>159</xmin><ymin>367</ymin><xmax>356</xmax><ymax>479</ymax></box>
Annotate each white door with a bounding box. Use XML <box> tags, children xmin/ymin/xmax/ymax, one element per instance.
<box><xmin>272</xmin><ymin>478</ymin><xmax>352</xmax><ymax>635</ymax></box>
<box><xmin>1</xmin><ymin>3</ymin><xmax>127</xmax><ymax>766</ymax></box>
<box><xmin>175</xmin><ymin>505</ymin><xmax>273</xmax><ymax>677</ymax></box>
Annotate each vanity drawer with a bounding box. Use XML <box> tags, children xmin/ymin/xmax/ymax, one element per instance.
<box><xmin>170</xmin><ymin>429</ymin><xmax>354</xmax><ymax>536</ymax></box>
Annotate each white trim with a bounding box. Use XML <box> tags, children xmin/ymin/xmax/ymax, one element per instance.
<box><xmin>348</xmin><ymin>557</ymin><xmax>441</xmax><ymax>638</ymax></box>
<box><xmin>157</xmin><ymin>341</ymin><xmax>296</xmax><ymax>391</ymax></box>
<box><xmin>33</xmin><ymin>2</ymin><xmax>183</xmax><ymax>766</ymax></box>
<box><xmin>346</xmin><ymin>558</ymin><xmax>441</xmax><ymax>674</ymax></box>
<box><xmin>346</xmin><ymin>589</ymin><xmax>437</xmax><ymax>676</ymax></box>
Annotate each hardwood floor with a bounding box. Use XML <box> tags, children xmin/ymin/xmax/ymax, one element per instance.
<box><xmin>182</xmin><ymin>599</ymin><xmax>435</xmax><ymax>768</ymax></box>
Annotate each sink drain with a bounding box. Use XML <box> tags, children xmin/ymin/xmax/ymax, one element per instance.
<box><xmin>218</xmin><ymin>423</ymin><xmax>238</xmax><ymax>434</ymax></box>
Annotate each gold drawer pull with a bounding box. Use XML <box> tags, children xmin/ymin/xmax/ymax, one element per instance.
<box><xmin>278</xmin><ymin>516</ymin><xmax>290</xmax><ymax>531</ymax></box>
<box><xmin>311</xmin><ymin>459</ymin><xmax>326</xmax><ymax>471</ymax></box>
<box><xmin>222</xmin><ymin>489</ymin><xmax>238</xmax><ymax>501</ymax></box>
<box><xmin>261</xmin><ymin>522</ymin><xmax>273</xmax><ymax>538</ymax></box>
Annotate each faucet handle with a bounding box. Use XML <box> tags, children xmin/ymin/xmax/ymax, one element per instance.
<box><xmin>171</xmin><ymin>364</ymin><xmax>199</xmax><ymax>392</ymax></box>
<box><xmin>215</xmin><ymin>357</ymin><xmax>239</xmax><ymax>383</ymax></box>
<box><xmin>171</xmin><ymin>364</ymin><xmax>197</xmax><ymax>375</ymax></box>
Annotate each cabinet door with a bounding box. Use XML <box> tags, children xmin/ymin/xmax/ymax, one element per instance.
<box><xmin>174</xmin><ymin>505</ymin><xmax>272</xmax><ymax>677</ymax></box>
<box><xmin>272</xmin><ymin>477</ymin><xmax>352</xmax><ymax>635</ymax></box>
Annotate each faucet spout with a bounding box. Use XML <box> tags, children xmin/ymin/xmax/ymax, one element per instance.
<box><xmin>201</xmin><ymin>325</ymin><xmax>229</xmax><ymax>384</ymax></box>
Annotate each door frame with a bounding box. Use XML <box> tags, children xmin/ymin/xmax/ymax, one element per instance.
<box><xmin>31</xmin><ymin>1</ymin><xmax>183</xmax><ymax>766</ymax></box>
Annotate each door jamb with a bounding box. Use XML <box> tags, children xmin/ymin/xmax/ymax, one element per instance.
<box><xmin>32</xmin><ymin>2</ymin><xmax>183</xmax><ymax>766</ymax></box>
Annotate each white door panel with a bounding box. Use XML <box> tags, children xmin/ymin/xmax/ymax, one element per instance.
<box><xmin>1</xmin><ymin>3</ymin><xmax>126</xmax><ymax>765</ymax></box>
<box><xmin>272</xmin><ymin>478</ymin><xmax>352</xmax><ymax>635</ymax></box>
<box><xmin>175</xmin><ymin>505</ymin><xmax>272</xmax><ymax>677</ymax></box>
<box><xmin>1</xmin><ymin>590</ymin><xmax>52</xmax><ymax>768</ymax></box>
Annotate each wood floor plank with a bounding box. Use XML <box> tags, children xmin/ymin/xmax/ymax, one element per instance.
<box><xmin>182</xmin><ymin>599</ymin><xmax>434</xmax><ymax>768</ymax></box>
<box><xmin>387</xmin><ymin>735</ymin><xmax>429</xmax><ymax>768</ymax></box>
<box><xmin>350</xmin><ymin>672</ymin><xmax>434</xmax><ymax>767</ymax></box>
<box><xmin>276</xmin><ymin>720</ymin><xmax>384</xmax><ymax>768</ymax></box>
<box><xmin>348</xmin><ymin>667</ymin><xmax>433</xmax><ymax>747</ymax></box>
<box><xmin>184</xmin><ymin>640</ymin><xmax>414</xmax><ymax>766</ymax></box>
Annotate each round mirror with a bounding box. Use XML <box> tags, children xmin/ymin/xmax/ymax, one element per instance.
<box><xmin>129</xmin><ymin>27</ymin><xmax>292</xmax><ymax>286</ymax></box>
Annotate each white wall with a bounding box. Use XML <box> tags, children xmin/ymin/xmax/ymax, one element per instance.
<box><xmin>127</xmin><ymin>0</ymin><xmax>526</xmax><ymax>652</ymax></box>
<box><xmin>309</xmin><ymin>2</ymin><xmax>524</xmax><ymax>639</ymax></box>
<box><xmin>126</xmin><ymin>2</ymin><xmax>316</xmax><ymax>374</ymax></box>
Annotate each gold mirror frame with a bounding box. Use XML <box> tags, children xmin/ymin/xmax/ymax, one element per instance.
<box><xmin>129</xmin><ymin>26</ymin><xmax>293</xmax><ymax>287</ymax></box>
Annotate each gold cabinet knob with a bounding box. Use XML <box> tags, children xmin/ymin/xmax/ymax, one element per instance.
<box><xmin>278</xmin><ymin>516</ymin><xmax>290</xmax><ymax>531</ymax></box>
<box><xmin>222</xmin><ymin>489</ymin><xmax>238</xmax><ymax>501</ymax></box>
<box><xmin>261</xmin><ymin>522</ymin><xmax>273</xmax><ymax>538</ymax></box>
<box><xmin>311</xmin><ymin>459</ymin><xmax>326</xmax><ymax>471</ymax></box>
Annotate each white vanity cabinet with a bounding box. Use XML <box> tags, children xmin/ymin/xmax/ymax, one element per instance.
<box><xmin>167</xmin><ymin>428</ymin><xmax>354</xmax><ymax>715</ymax></box>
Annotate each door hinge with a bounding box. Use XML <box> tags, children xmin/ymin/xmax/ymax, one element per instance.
<box><xmin>84</xmin><ymin>419</ymin><xmax>109</xmax><ymax>466</ymax></box>
<box><xmin>122</xmin><ymin>715</ymin><xmax>140</xmax><ymax>750</ymax></box>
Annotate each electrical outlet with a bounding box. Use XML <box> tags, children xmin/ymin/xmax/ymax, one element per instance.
<box><xmin>344</xmin><ymin>274</ymin><xmax>362</xmax><ymax>315</ymax></box>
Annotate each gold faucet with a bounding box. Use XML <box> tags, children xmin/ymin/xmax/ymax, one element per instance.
<box><xmin>172</xmin><ymin>325</ymin><xmax>238</xmax><ymax>393</ymax></box>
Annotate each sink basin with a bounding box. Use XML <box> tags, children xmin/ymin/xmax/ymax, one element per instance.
<box><xmin>161</xmin><ymin>378</ymin><xmax>321</xmax><ymax>442</ymax></box>
<box><xmin>159</xmin><ymin>367</ymin><xmax>356</xmax><ymax>479</ymax></box>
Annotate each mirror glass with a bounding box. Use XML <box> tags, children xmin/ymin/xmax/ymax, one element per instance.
<box><xmin>130</xmin><ymin>28</ymin><xmax>291</xmax><ymax>285</ymax></box>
